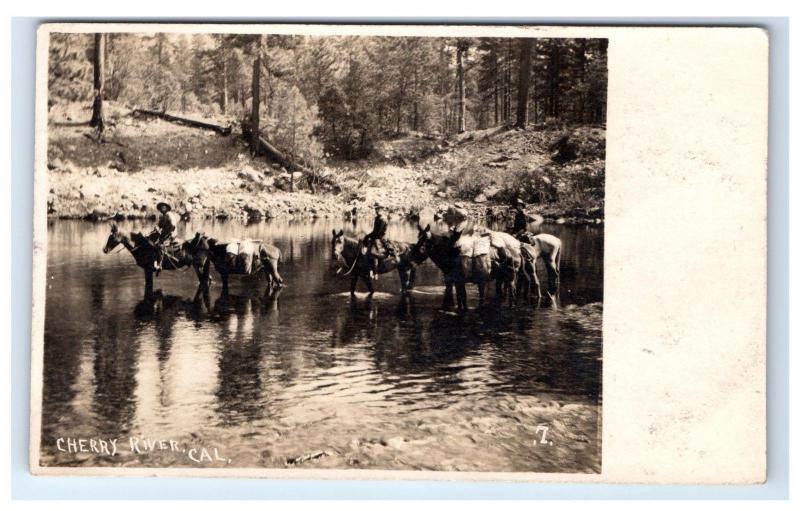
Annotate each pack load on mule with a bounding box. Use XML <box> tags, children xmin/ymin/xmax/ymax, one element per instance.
<box><xmin>185</xmin><ymin>233</ymin><xmax>283</xmax><ymax>295</ymax></box>
<box><xmin>412</xmin><ymin>224</ymin><xmax>520</xmax><ymax>309</ymax></box>
<box><xmin>224</xmin><ymin>238</ymin><xmax>262</xmax><ymax>275</ymax></box>
<box><xmin>413</xmin><ymin>222</ymin><xmax>562</xmax><ymax>309</ymax></box>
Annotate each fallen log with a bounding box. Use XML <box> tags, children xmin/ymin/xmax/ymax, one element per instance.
<box><xmin>132</xmin><ymin>108</ymin><xmax>232</xmax><ymax>136</ymax></box>
<box><xmin>241</xmin><ymin>122</ymin><xmax>338</xmax><ymax>190</ymax></box>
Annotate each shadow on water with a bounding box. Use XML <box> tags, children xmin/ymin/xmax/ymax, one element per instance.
<box><xmin>41</xmin><ymin>218</ymin><xmax>603</xmax><ymax>471</ymax></box>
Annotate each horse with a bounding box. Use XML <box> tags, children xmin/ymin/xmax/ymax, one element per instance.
<box><xmin>516</xmin><ymin>232</ymin><xmax>562</xmax><ymax>304</ymax></box>
<box><xmin>413</xmin><ymin>224</ymin><xmax>525</xmax><ymax>309</ymax></box>
<box><xmin>102</xmin><ymin>223</ymin><xmax>196</xmax><ymax>297</ymax></box>
<box><xmin>184</xmin><ymin>233</ymin><xmax>283</xmax><ymax>296</ymax></box>
<box><xmin>330</xmin><ymin>229</ymin><xmax>423</xmax><ymax>297</ymax></box>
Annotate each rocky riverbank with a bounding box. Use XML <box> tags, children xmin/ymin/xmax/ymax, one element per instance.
<box><xmin>46</xmin><ymin>112</ymin><xmax>604</xmax><ymax>226</ymax></box>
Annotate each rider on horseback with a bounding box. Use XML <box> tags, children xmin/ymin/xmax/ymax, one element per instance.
<box><xmin>510</xmin><ymin>198</ymin><xmax>529</xmax><ymax>239</ymax></box>
<box><xmin>363</xmin><ymin>203</ymin><xmax>396</xmax><ymax>280</ymax></box>
<box><xmin>152</xmin><ymin>202</ymin><xmax>180</xmax><ymax>273</ymax></box>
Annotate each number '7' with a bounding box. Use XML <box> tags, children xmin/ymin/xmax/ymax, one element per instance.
<box><xmin>536</xmin><ymin>425</ymin><xmax>549</xmax><ymax>444</ymax></box>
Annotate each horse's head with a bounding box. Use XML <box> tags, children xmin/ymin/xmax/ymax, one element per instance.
<box><xmin>330</xmin><ymin>229</ymin><xmax>345</xmax><ymax>263</ymax></box>
<box><xmin>184</xmin><ymin>232</ymin><xmax>209</xmax><ymax>254</ymax></box>
<box><xmin>102</xmin><ymin>223</ymin><xmax>124</xmax><ymax>254</ymax></box>
<box><xmin>412</xmin><ymin>224</ymin><xmax>432</xmax><ymax>259</ymax></box>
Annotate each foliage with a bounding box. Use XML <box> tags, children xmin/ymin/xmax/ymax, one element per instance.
<box><xmin>48</xmin><ymin>32</ymin><xmax>607</xmax><ymax>161</ymax></box>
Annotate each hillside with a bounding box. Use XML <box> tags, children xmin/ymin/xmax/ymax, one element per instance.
<box><xmin>46</xmin><ymin>106</ymin><xmax>605</xmax><ymax>225</ymax></box>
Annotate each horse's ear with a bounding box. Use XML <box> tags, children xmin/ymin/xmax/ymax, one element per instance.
<box><xmin>332</xmin><ymin>229</ymin><xmax>336</xmax><ymax>236</ymax></box>
<box><xmin>337</xmin><ymin>229</ymin><xmax>344</xmax><ymax>237</ymax></box>
<box><xmin>424</xmin><ymin>224</ymin><xmax>431</xmax><ymax>232</ymax></box>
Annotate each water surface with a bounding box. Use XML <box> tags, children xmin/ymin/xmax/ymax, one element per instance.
<box><xmin>40</xmin><ymin>218</ymin><xmax>603</xmax><ymax>473</ymax></box>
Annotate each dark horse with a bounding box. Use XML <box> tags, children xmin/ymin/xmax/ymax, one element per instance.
<box><xmin>184</xmin><ymin>233</ymin><xmax>283</xmax><ymax>296</ymax></box>
<box><xmin>102</xmin><ymin>223</ymin><xmax>196</xmax><ymax>297</ymax></box>
<box><xmin>412</xmin><ymin>224</ymin><xmax>523</xmax><ymax>309</ymax></box>
<box><xmin>330</xmin><ymin>229</ymin><xmax>423</xmax><ymax>297</ymax></box>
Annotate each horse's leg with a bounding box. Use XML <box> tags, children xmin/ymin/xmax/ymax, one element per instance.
<box><xmin>543</xmin><ymin>255</ymin><xmax>559</xmax><ymax>306</ymax></box>
<box><xmin>143</xmin><ymin>268</ymin><xmax>154</xmax><ymax>299</ymax></box>
<box><xmin>398</xmin><ymin>267</ymin><xmax>408</xmax><ymax>295</ymax></box>
<box><xmin>507</xmin><ymin>274</ymin><xmax>517</xmax><ymax>307</ymax></box>
<box><xmin>478</xmin><ymin>281</ymin><xmax>486</xmax><ymax>306</ymax></box>
<box><xmin>221</xmin><ymin>272</ymin><xmax>230</xmax><ymax>298</ymax></box>
<box><xmin>456</xmin><ymin>282</ymin><xmax>467</xmax><ymax>310</ymax></box>
<box><xmin>529</xmin><ymin>260</ymin><xmax>542</xmax><ymax>303</ymax></box>
<box><xmin>264</xmin><ymin>255</ymin><xmax>284</xmax><ymax>288</ymax></box>
<box><xmin>408</xmin><ymin>266</ymin><xmax>416</xmax><ymax>290</ymax></box>
<box><xmin>363</xmin><ymin>274</ymin><xmax>375</xmax><ymax>296</ymax></box>
<box><xmin>350</xmin><ymin>274</ymin><xmax>358</xmax><ymax>296</ymax></box>
<box><xmin>443</xmin><ymin>282</ymin><xmax>455</xmax><ymax>308</ymax></box>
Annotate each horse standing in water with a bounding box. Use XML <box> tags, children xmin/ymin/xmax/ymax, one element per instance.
<box><xmin>184</xmin><ymin>233</ymin><xmax>283</xmax><ymax>297</ymax></box>
<box><xmin>102</xmin><ymin>223</ymin><xmax>196</xmax><ymax>297</ymax></box>
<box><xmin>330</xmin><ymin>229</ymin><xmax>423</xmax><ymax>297</ymax></box>
<box><xmin>516</xmin><ymin>232</ymin><xmax>562</xmax><ymax>305</ymax></box>
<box><xmin>412</xmin><ymin>224</ymin><xmax>523</xmax><ymax>309</ymax></box>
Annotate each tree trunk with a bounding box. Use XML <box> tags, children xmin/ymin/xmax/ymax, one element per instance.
<box><xmin>89</xmin><ymin>33</ymin><xmax>105</xmax><ymax>131</ymax></box>
<box><xmin>439</xmin><ymin>43</ymin><xmax>447</xmax><ymax>135</ymax></box>
<box><xmin>456</xmin><ymin>44</ymin><xmax>466</xmax><ymax>134</ymax></box>
<box><xmin>515</xmin><ymin>38</ymin><xmax>533</xmax><ymax>129</ymax></box>
<box><xmin>220</xmin><ymin>50</ymin><xmax>228</xmax><ymax>115</ymax></box>
<box><xmin>250</xmin><ymin>36</ymin><xmax>262</xmax><ymax>154</ymax></box>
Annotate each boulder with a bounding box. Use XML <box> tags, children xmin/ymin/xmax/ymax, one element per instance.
<box><xmin>79</xmin><ymin>181</ymin><xmax>109</xmax><ymax>199</ymax></box>
<box><xmin>238</xmin><ymin>168</ymin><xmax>263</xmax><ymax>183</ymax></box>
<box><xmin>445</xmin><ymin>204</ymin><xmax>469</xmax><ymax>220</ymax></box>
<box><xmin>484</xmin><ymin>185</ymin><xmax>501</xmax><ymax>199</ymax></box>
<box><xmin>178</xmin><ymin>183</ymin><xmax>202</xmax><ymax>198</ymax></box>
<box><xmin>473</xmin><ymin>193</ymin><xmax>487</xmax><ymax>204</ymax></box>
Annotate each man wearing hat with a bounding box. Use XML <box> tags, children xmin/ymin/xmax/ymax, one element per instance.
<box><xmin>152</xmin><ymin>202</ymin><xmax>180</xmax><ymax>272</ymax></box>
<box><xmin>511</xmin><ymin>198</ymin><xmax>529</xmax><ymax>237</ymax></box>
<box><xmin>363</xmin><ymin>203</ymin><xmax>393</xmax><ymax>280</ymax></box>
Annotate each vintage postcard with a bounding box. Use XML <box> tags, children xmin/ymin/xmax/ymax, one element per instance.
<box><xmin>30</xmin><ymin>23</ymin><xmax>767</xmax><ymax>483</ymax></box>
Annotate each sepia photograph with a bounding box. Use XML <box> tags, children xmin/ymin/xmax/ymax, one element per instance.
<box><xmin>34</xmin><ymin>25</ymin><xmax>606</xmax><ymax>475</ymax></box>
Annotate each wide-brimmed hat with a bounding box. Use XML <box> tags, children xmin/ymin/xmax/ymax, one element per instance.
<box><xmin>373</xmin><ymin>203</ymin><xmax>384</xmax><ymax>210</ymax></box>
<box><xmin>156</xmin><ymin>202</ymin><xmax>172</xmax><ymax>213</ymax></box>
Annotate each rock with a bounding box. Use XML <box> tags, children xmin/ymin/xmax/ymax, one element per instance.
<box><xmin>291</xmin><ymin>171</ymin><xmax>304</xmax><ymax>182</ymax></box>
<box><xmin>48</xmin><ymin>158</ymin><xmax>65</xmax><ymax>171</ymax></box>
<box><xmin>238</xmin><ymin>168</ymin><xmax>263</xmax><ymax>183</ymax></box>
<box><xmin>385</xmin><ymin>437</ymin><xmax>406</xmax><ymax>450</ymax></box>
<box><xmin>445</xmin><ymin>204</ymin><xmax>469</xmax><ymax>220</ymax></box>
<box><xmin>473</xmin><ymin>193</ymin><xmax>487</xmax><ymax>203</ymax></box>
<box><xmin>484</xmin><ymin>185</ymin><xmax>501</xmax><ymax>199</ymax></box>
<box><xmin>178</xmin><ymin>183</ymin><xmax>202</xmax><ymax>198</ymax></box>
<box><xmin>244</xmin><ymin>205</ymin><xmax>263</xmax><ymax>222</ymax></box>
<box><xmin>435</xmin><ymin>191</ymin><xmax>447</xmax><ymax>198</ymax></box>
<box><xmin>79</xmin><ymin>181</ymin><xmax>108</xmax><ymax>199</ymax></box>
<box><xmin>84</xmin><ymin>208</ymin><xmax>108</xmax><ymax>221</ymax></box>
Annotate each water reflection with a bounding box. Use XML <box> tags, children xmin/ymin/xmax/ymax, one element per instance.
<box><xmin>41</xmin><ymin>218</ymin><xmax>603</xmax><ymax>472</ymax></box>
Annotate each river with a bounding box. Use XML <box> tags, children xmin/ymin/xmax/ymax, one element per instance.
<box><xmin>39</xmin><ymin>218</ymin><xmax>603</xmax><ymax>473</ymax></box>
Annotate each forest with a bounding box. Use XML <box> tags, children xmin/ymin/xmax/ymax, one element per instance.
<box><xmin>50</xmin><ymin>33</ymin><xmax>606</xmax><ymax>160</ymax></box>
<box><xmin>47</xmin><ymin>32</ymin><xmax>607</xmax><ymax>222</ymax></box>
